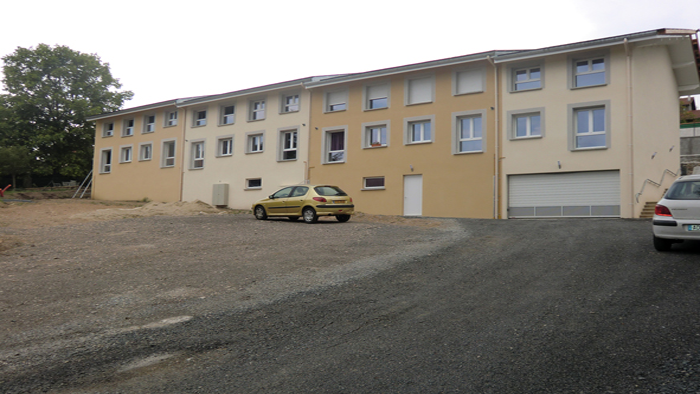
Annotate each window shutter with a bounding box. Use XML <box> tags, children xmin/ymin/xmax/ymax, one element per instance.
<box><xmin>456</xmin><ymin>69</ymin><xmax>483</xmax><ymax>94</ymax></box>
<box><xmin>408</xmin><ymin>77</ymin><xmax>432</xmax><ymax>104</ymax></box>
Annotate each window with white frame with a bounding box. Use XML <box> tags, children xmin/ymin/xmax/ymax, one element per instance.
<box><xmin>217</xmin><ymin>136</ymin><xmax>233</xmax><ymax>157</ymax></box>
<box><xmin>165</xmin><ymin>110</ymin><xmax>178</xmax><ymax>127</ymax></box>
<box><xmin>572</xmin><ymin>55</ymin><xmax>607</xmax><ymax>88</ymax></box>
<box><xmin>451</xmin><ymin>110</ymin><xmax>484</xmax><ymax>154</ymax></box>
<box><xmin>220</xmin><ymin>105</ymin><xmax>235</xmax><ymax>125</ymax></box>
<box><xmin>143</xmin><ymin>115</ymin><xmax>156</xmax><ymax>133</ymax></box>
<box><xmin>249</xmin><ymin>100</ymin><xmax>266</xmax><ymax>121</ymax></box>
<box><xmin>509</xmin><ymin>110</ymin><xmax>543</xmax><ymax>139</ymax></box>
<box><xmin>247</xmin><ymin>132</ymin><xmax>264</xmax><ymax>153</ymax></box>
<box><xmin>366</xmin><ymin>125</ymin><xmax>387</xmax><ymax>147</ymax></box>
<box><xmin>405</xmin><ymin>75</ymin><xmax>434</xmax><ymax>105</ymax></box>
<box><xmin>574</xmin><ymin>106</ymin><xmax>606</xmax><ymax>149</ymax></box>
<box><xmin>453</xmin><ymin>68</ymin><xmax>484</xmax><ymax>95</ymax></box>
<box><xmin>246</xmin><ymin>178</ymin><xmax>262</xmax><ymax>189</ymax></box>
<box><xmin>194</xmin><ymin>110</ymin><xmax>207</xmax><ymax>127</ymax></box>
<box><xmin>323</xmin><ymin>128</ymin><xmax>346</xmax><ymax>163</ymax></box>
<box><xmin>363</xmin><ymin>176</ymin><xmax>385</xmax><ymax>189</ymax></box>
<box><xmin>100</xmin><ymin>149</ymin><xmax>112</xmax><ymax>173</ymax></box>
<box><xmin>513</xmin><ymin>67</ymin><xmax>542</xmax><ymax>91</ymax></box>
<box><xmin>279</xmin><ymin>129</ymin><xmax>298</xmax><ymax>161</ymax></box>
<box><xmin>281</xmin><ymin>93</ymin><xmax>300</xmax><ymax>113</ymax></box>
<box><xmin>325</xmin><ymin>89</ymin><xmax>347</xmax><ymax>112</ymax></box>
<box><xmin>103</xmin><ymin>122</ymin><xmax>114</xmax><ymax>137</ymax></box>
<box><xmin>191</xmin><ymin>141</ymin><xmax>205</xmax><ymax>169</ymax></box>
<box><xmin>365</xmin><ymin>83</ymin><xmax>389</xmax><ymax>110</ymax></box>
<box><xmin>120</xmin><ymin>145</ymin><xmax>133</xmax><ymax>163</ymax></box>
<box><xmin>162</xmin><ymin>140</ymin><xmax>176</xmax><ymax>167</ymax></box>
<box><xmin>139</xmin><ymin>143</ymin><xmax>152</xmax><ymax>161</ymax></box>
<box><xmin>405</xmin><ymin>117</ymin><xmax>433</xmax><ymax>144</ymax></box>
<box><xmin>123</xmin><ymin>119</ymin><xmax>134</xmax><ymax>136</ymax></box>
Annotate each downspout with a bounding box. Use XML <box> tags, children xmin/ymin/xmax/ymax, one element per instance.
<box><xmin>487</xmin><ymin>55</ymin><xmax>500</xmax><ymax>219</ymax></box>
<box><xmin>624</xmin><ymin>38</ymin><xmax>634</xmax><ymax>217</ymax></box>
<box><xmin>305</xmin><ymin>86</ymin><xmax>312</xmax><ymax>184</ymax></box>
<box><xmin>179</xmin><ymin>107</ymin><xmax>187</xmax><ymax>202</ymax></box>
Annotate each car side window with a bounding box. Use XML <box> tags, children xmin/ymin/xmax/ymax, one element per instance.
<box><xmin>290</xmin><ymin>186</ymin><xmax>309</xmax><ymax>197</ymax></box>
<box><xmin>271</xmin><ymin>187</ymin><xmax>294</xmax><ymax>199</ymax></box>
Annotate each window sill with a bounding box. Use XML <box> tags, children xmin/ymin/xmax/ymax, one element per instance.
<box><xmin>280</xmin><ymin>110</ymin><xmax>300</xmax><ymax>115</ymax></box>
<box><xmin>247</xmin><ymin>118</ymin><xmax>265</xmax><ymax>122</ymax></box>
<box><xmin>323</xmin><ymin>161</ymin><xmax>346</xmax><ymax>165</ymax></box>
<box><xmin>245</xmin><ymin>187</ymin><xmax>262</xmax><ymax>191</ymax></box>
<box><xmin>189</xmin><ymin>167</ymin><xmax>204</xmax><ymax>171</ymax></box>
<box><xmin>216</xmin><ymin>154</ymin><xmax>233</xmax><ymax>158</ymax></box>
<box><xmin>245</xmin><ymin>151</ymin><xmax>264</xmax><ymax>155</ymax></box>
<box><xmin>119</xmin><ymin>161</ymin><xmax>132</xmax><ymax>164</ymax></box>
<box><xmin>138</xmin><ymin>159</ymin><xmax>152</xmax><ymax>162</ymax></box>
<box><xmin>361</xmin><ymin>187</ymin><xmax>385</xmax><ymax>191</ymax></box>
<box><xmin>277</xmin><ymin>158</ymin><xmax>298</xmax><ymax>162</ymax></box>
<box><xmin>572</xmin><ymin>146</ymin><xmax>608</xmax><ymax>152</ymax></box>
<box><xmin>406</xmin><ymin>141</ymin><xmax>432</xmax><ymax>145</ymax></box>
<box><xmin>191</xmin><ymin>125</ymin><xmax>207</xmax><ymax>128</ymax></box>
<box><xmin>324</xmin><ymin>109</ymin><xmax>347</xmax><ymax>114</ymax></box>
<box><xmin>102</xmin><ymin>134</ymin><xmax>114</xmax><ymax>138</ymax></box>
<box><xmin>218</xmin><ymin>123</ymin><xmax>235</xmax><ymax>127</ymax></box>
<box><xmin>510</xmin><ymin>135</ymin><xmax>543</xmax><ymax>141</ymax></box>
<box><xmin>163</xmin><ymin>124</ymin><xmax>178</xmax><ymax>128</ymax></box>
<box><xmin>364</xmin><ymin>145</ymin><xmax>387</xmax><ymax>149</ymax></box>
<box><xmin>405</xmin><ymin>101</ymin><xmax>433</xmax><ymax>106</ymax></box>
<box><xmin>453</xmin><ymin>90</ymin><xmax>484</xmax><ymax>96</ymax></box>
<box><xmin>510</xmin><ymin>87</ymin><xmax>543</xmax><ymax>93</ymax></box>
<box><xmin>364</xmin><ymin>107</ymin><xmax>388</xmax><ymax>112</ymax></box>
<box><xmin>121</xmin><ymin>135</ymin><xmax>134</xmax><ymax>138</ymax></box>
<box><xmin>570</xmin><ymin>83</ymin><xmax>607</xmax><ymax>90</ymax></box>
<box><xmin>454</xmin><ymin>150</ymin><xmax>484</xmax><ymax>155</ymax></box>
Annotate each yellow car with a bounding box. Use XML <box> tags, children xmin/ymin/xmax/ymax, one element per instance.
<box><xmin>252</xmin><ymin>185</ymin><xmax>354</xmax><ymax>223</ymax></box>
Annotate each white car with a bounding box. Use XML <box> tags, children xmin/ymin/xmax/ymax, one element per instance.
<box><xmin>652</xmin><ymin>174</ymin><xmax>700</xmax><ymax>251</ymax></box>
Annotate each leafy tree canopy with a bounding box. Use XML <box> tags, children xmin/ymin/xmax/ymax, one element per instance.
<box><xmin>0</xmin><ymin>44</ymin><xmax>133</xmax><ymax>178</ymax></box>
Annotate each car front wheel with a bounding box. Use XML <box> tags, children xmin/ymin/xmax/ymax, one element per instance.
<box><xmin>653</xmin><ymin>235</ymin><xmax>672</xmax><ymax>252</ymax></box>
<box><xmin>336</xmin><ymin>214</ymin><xmax>351</xmax><ymax>223</ymax></box>
<box><xmin>254</xmin><ymin>205</ymin><xmax>267</xmax><ymax>220</ymax></box>
<box><xmin>302</xmin><ymin>207</ymin><xmax>318</xmax><ymax>224</ymax></box>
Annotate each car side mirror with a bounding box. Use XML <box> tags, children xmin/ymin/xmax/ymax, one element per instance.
<box><xmin>269</xmin><ymin>195</ymin><xmax>274</xmax><ymax>199</ymax></box>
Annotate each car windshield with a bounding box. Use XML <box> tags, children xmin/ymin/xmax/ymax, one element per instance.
<box><xmin>315</xmin><ymin>186</ymin><xmax>347</xmax><ymax>196</ymax></box>
<box><xmin>665</xmin><ymin>181</ymin><xmax>700</xmax><ymax>200</ymax></box>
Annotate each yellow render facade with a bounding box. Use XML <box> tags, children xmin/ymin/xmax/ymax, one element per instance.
<box><xmin>306</xmin><ymin>55</ymin><xmax>499</xmax><ymax>218</ymax></box>
<box><xmin>90</xmin><ymin>101</ymin><xmax>185</xmax><ymax>202</ymax></box>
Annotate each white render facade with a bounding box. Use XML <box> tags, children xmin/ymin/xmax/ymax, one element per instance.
<box><xmin>179</xmin><ymin>78</ymin><xmax>315</xmax><ymax>209</ymax></box>
<box><xmin>496</xmin><ymin>29</ymin><xmax>700</xmax><ymax>219</ymax></box>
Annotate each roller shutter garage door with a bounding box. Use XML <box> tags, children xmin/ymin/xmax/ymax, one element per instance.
<box><xmin>508</xmin><ymin>171</ymin><xmax>620</xmax><ymax>218</ymax></box>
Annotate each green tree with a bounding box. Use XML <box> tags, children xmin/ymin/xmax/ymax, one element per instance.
<box><xmin>0</xmin><ymin>146</ymin><xmax>33</xmax><ymax>189</ymax></box>
<box><xmin>0</xmin><ymin>44</ymin><xmax>133</xmax><ymax>178</ymax></box>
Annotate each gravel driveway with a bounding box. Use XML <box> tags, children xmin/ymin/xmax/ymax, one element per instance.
<box><xmin>2</xmin><ymin>213</ymin><xmax>700</xmax><ymax>393</ymax></box>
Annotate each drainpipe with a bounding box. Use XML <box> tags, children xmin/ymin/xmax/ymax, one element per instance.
<box><xmin>305</xmin><ymin>86</ymin><xmax>313</xmax><ymax>184</ymax></box>
<box><xmin>487</xmin><ymin>55</ymin><xmax>500</xmax><ymax>219</ymax></box>
<box><xmin>624</xmin><ymin>38</ymin><xmax>635</xmax><ymax>217</ymax></box>
<box><xmin>179</xmin><ymin>106</ymin><xmax>187</xmax><ymax>202</ymax></box>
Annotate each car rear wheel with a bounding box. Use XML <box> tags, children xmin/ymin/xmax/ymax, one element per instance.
<box><xmin>336</xmin><ymin>214</ymin><xmax>351</xmax><ymax>222</ymax></box>
<box><xmin>653</xmin><ymin>235</ymin><xmax>672</xmax><ymax>252</ymax></box>
<box><xmin>302</xmin><ymin>207</ymin><xmax>318</xmax><ymax>223</ymax></box>
<box><xmin>254</xmin><ymin>205</ymin><xmax>267</xmax><ymax>220</ymax></box>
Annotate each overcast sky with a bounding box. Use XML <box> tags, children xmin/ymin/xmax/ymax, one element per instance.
<box><xmin>0</xmin><ymin>0</ymin><xmax>698</xmax><ymax>109</ymax></box>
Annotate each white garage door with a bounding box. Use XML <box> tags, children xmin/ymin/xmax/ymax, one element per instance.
<box><xmin>508</xmin><ymin>171</ymin><xmax>620</xmax><ymax>218</ymax></box>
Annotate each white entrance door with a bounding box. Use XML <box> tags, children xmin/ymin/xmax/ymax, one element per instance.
<box><xmin>403</xmin><ymin>175</ymin><xmax>423</xmax><ymax>216</ymax></box>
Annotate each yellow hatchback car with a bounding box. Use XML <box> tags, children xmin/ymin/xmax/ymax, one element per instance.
<box><xmin>252</xmin><ymin>185</ymin><xmax>354</xmax><ymax>223</ymax></box>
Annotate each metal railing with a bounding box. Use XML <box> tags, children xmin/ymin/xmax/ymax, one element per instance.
<box><xmin>635</xmin><ymin>168</ymin><xmax>679</xmax><ymax>203</ymax></box>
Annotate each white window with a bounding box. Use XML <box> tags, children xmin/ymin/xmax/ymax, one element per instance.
<box><xmin>217</xmin><ymin>136</ymin><xmax>233</xmax><ymax>157</ymax></box>
<box><xmin>100</xmin><ymin>149</ymin><xmax>112</xmax><ymax>173</ymax></box>
<box><xmin>194</xmin><ymin>110</ymin><xmax>207</xmax><ymax>127</ymax></box>
<box><xmin>246</xmin><ymin>178</ymin><xmax>262</xmax><ymax>189</ymax></box>
<box><xmin>247</xmin><ymin>133</ymin><xmax>264</xmax><ymax>153</ymax></box>
<box><xmin>575</xmin><ymin>107</ymin><xmax>606</xmax><ymax>148</ymax></box>
<box><xmin>279</xmin><ymin>129</ymin><xmax>298</xmax><ymax>161</ymax></box>
<box><xmin>250</xmin><ymin>100</ymin><xmax>266</xmax><ymax>121</ymax></box>
<box><xmin>165</xmin><ymin>110</ymin><xmax>178</xmax><ymax>127</ymax></box>
<box><xmin>404</xmin><ymin>116</ymin><xmax>434</xmax><ymax>145</ymax></box>
<box><xmin>456</xmin><ymin>116</ymin><xmax>483</xmax><ymax>153</ymax></box>
<box><xmin>191</xmin><ymin>141</ymin><xmax>205</xmax><ymax>169</ymax></box>
<box><xmin>139</xmin><ymin>143</ymin><xmax>152</xmax><ymax>161</ymax></box>
<box><xmin>325</xmin><ymin>89</ymin><xmax>348</xmax><ymax>112</ymax></box>
<box><xmin>506</xmin><ymin>107</ymin><xmax>545</xmax><ymax>140</ymax></box>
<box><xmin>123</xmin><ymin>119</ymin><xmax>134</xmax><ymax>136</ymax></box>
<box><xmin>162</xmin><ymin>140</ymin><xmax>176</xmax><ymax>167</ymax></box>
<box><xmin>281</xmin><ymin>93</ymin><xmax>300</xmax><ymax>113</ymax></box>
<box><xmin>363</xmin><ymin>177</ymin><xmax>385</xmax><ymax>189</ymax></box>
<box><xmin>221</xmin><ymin>105</ymin><xmax>235</xmax><ymax>125</ymax></box>
<box><xmin>513</xmin><ymin>67</ymin><xmax>542</xmax><ymax>91</ymax></box>
<box><xmin>323</xmin><ymin>127</ymin><xmax>347</xmax><ymax>163</ymax></box>
<box><xmin>453</xmin><ymin>68</ymin><xmax>484</xmax><ymax>95</ymax></box>
<box><xmin>365</xmin><ymin>83</ymin><xmax>389</xmax><ymax>110</ymax></box>
<box><xmin>120</xmin><ymin>145</ymin><xmax>133</xmax><ymax>163</ymax></box>
<box><xmin>405</xmin><ymin>75</ymin><xmax>434</xmax><ymax>105</ymax></box>
<box><xmin>570</xmin><ymin>54</ymin><xmax>608</xmax><ymax>88</ymax></box>
<box><xmin>143</xmin><ymin>115</ymin><xmax>156</xmax><ymax>133</ymax></box>
<box><xmin>103</xmin><ymin>122</ymin><xmax>114</xmax><ymax>137</ymax></box>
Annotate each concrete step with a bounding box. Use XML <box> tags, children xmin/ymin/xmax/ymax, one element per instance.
<box><xmin>639</xmin><ymin>201</ymin><xmax>657</xmax><ymax>219</ymax></box>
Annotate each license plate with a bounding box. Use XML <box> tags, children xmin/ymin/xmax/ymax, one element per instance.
<box><xmin>688</xmin><ymin>225</ymin><xmax>700</xmax><ymax>232</ymax></box>
<box><xmin>333</xmin><ymin>200</ymin><xmax>344</xmax><ymax>204</ymax></box>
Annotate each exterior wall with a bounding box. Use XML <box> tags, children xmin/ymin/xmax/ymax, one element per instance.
<box><xmin>680</xmin><ymin>124</ymin><xmax>700</xmax><ymax>174</ymax></box>
<box><xmin>630</xmin><ymin>44</ymin><xmax>682</xmax><ymax>215</ymax></box>
<box><xmin>181</xmin><ymin>88</ymin><xmax>310</xmax><ymax>209</ymax></box>
<box><xmin>499</xmin><ymin>46</ymin><xmax>637</xmax><ymax>218</ymax></box>
<box><xmin>307</xmin><ymin>62</ymin><xmax>496</xmax><ymax>218</ymax></box>
<box><xmin>92</xmin><ymin>105</ymin><xmax>184</xmax><ymax>202</ymax></box>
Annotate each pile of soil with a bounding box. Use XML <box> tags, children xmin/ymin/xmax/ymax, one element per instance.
<box><xmin>71</xmin><ymin>200</ymin><xmax>229</xmax><ymax>220</ymax></box>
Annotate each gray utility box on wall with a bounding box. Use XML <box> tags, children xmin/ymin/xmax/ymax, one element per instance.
<box><xmin>212</xmin><ymin>183</ymin><xmax>229</xmax><ymax>207</ymax></box>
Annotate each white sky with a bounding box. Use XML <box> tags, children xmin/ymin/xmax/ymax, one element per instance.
<box><xmin>0</xmin><ymin>0</ymin><xmax>698</xmax><ymax>109</ymax></box>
